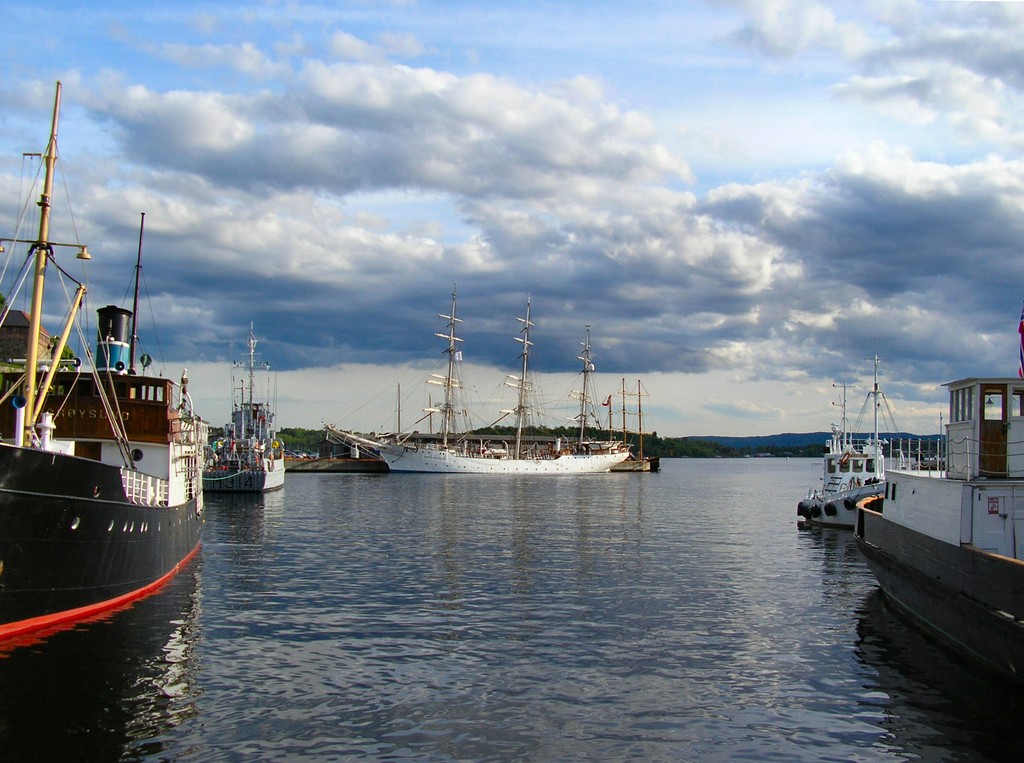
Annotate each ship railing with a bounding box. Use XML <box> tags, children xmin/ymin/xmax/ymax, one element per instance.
<box><xmin>121</xmin><ymin>468</ymin><xmax>169</xmax><ymax>506</ymax></box>
<box><xmin>880</xmin><ymin>437</ymin><xmax>946</xmax><ymax>475</ymax></box>
<box><xmin>168</xmin><ymin>412</ymin><xmax>206</xmax><ymax>501</ymax></box>
<box><xmin>843</xmin><ymin>434</ymin><xmax>883</xmax><ymax>453</ymax></box>
<box><xmin>946</xmin><ymin>433</ymin><xmax>1024</xmax><ymax>479</ymax></box>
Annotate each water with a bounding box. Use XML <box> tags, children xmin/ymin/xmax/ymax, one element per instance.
<box><xmin>2</xmin><ymin>458</ymin><xmax>1022</xmax><ymax>761</ymax></box>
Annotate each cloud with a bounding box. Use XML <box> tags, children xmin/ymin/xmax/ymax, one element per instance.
<box><xmin>727</xmin><ymin>0</ymin><xmax>871</xmax><ymax>59</ymax></box>
<box><xmin>4</xmin><ymin>2</ymin><xmax>1024</xmax><ymax>439</ymax></box>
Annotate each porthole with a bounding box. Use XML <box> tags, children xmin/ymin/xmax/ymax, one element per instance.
<box><xmin>70</xmin><ymin>517</ymin><xmax>81</xmax><ymax>530</ymax></box>
<box><xmin>107</xmin><ymin>520</ymin><xmax>114</xmax><ymax>532</ymax></box>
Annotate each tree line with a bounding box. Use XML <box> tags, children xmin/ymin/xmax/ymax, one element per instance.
<box><xmin>278</xmin><ymin>426</ymin><xmax>825</xmax><ymax>459</ymax></box>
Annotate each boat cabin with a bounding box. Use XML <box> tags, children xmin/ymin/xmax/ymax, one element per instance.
<box><xmin>824</xmin><ymin>448</ymin><xmax>878</xmax><ymax>485</ymax></box>
<box><xmin>946</xmin><ymin>377</ymin><xmax>1024</xmax><ymax>479</ymax></box>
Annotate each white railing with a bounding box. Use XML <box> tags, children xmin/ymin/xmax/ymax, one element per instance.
<box><xmin>121</xmin><ymin>468</ymin><xmax>168</xmax><ymax>506</ymax></box>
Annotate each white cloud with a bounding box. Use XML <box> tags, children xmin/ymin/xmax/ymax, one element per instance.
<box><xmin>2</xmin><ymin>1</ymin><xmax>1023</xmax><ymax>440</ymax></box>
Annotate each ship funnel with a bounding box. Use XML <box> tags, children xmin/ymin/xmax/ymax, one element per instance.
<box><xmin>96</xmin><ymin>305</ymin><xmax>132</xmax><ymax>374</ymax></box>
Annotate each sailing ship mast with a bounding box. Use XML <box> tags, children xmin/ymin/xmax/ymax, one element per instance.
<box><xmin>619</xmin><ymin>378</ymin><xmax>628</xmax><ymax>443</ymax></box>
<box><xmin>636</xmin><ymin>379</ymin><xmax>648</xmax><ymax>460</ymax></box>
<box><xmin>511</xmin><ymin>298</ymin><xmax>533</xmax><ymax>459</ymax></box>
<box><xmin>617</xmin><ymin>378</ymin><xmax>649</xmax><ymax>459</ymax></box>
<box><xmin>428</xmin><ymin>285</ymin><xmax>463</xmax><ymax>448</ymax></box>
<box><xmin>575</xmin><ymin>325</ymin><xmax>596</xmax><ymax>447</ymax></box>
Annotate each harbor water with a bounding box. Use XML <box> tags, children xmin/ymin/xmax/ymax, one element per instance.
<box><xmin>2</xmin><ymin>458</ymin><xmax>1022</xmax><ymax>761</ymax></box>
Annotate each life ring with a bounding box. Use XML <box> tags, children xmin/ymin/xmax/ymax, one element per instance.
<box><xmin>840</xmin><ymin>452</ymin><xmax>851</xmax><ymax>465</ymax></box>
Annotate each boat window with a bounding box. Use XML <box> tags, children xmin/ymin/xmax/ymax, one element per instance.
<box><xmin>852</xmin><ymin>459</ymin><xmax>863</xmax><ymax>473</ymax></box>
<box><xmin>1013</xmin><ymin>390</ymin><xmax>1024</xmax><ymax>418</ymax></box>
<box><xmin>950</xmin><ymin>386</ymin><xmax>975</xmax><ymax>423</ymax></box>
<box><xmin>952</xmin><ymin>388</ymin><xmax>961</xmax><ymax>422</ymax></box>
<box><xmin>982</xmin><ymin>388</ymin><xmax>1005</xmax><ymax>421</ymax></box>
<box><xmin>129</xmin><ymin>383</ymin><xmax>165</xmax><ymax>402</ymax></box>
<box><xmin>827</xmin><ymin>458</ymin><xmax>837</xmax><ymax>474</ymax></box>
<box><xmin>839</xmin><ymin>459</ymin><xmax>850</xmax><ymax>473</ymax></box>
<box><xmin>866</xmin><ymin>458</ymin><xmax>875</xmax><ymax>472</ymax></box>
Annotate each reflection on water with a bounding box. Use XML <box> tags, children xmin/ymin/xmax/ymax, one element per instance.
<box><xmin>1</xmin><ymin>460</ymin><xmax>1022</xmax><ymax>761</ymax></box>
<box><xmin>856</xmin><ymin>588</ymin><xmax>1024</xmax><ymax>763</ymax></box>
<box><xmin>0</xmin><ymin>559</ymin><xmax>201</xmax><ymax>761</ymax></box>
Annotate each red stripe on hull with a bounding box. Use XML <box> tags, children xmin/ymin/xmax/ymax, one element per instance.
<box><xmin>0</xmin><ymin>543</ymin><xmax>200</xmax><ymax>644</ymax></box>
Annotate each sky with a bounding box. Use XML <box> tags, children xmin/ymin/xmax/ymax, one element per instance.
<box><xmin>2</xmin><ymin>0</ymin><xmax>1024</xmax><ymax>439</ymax></box>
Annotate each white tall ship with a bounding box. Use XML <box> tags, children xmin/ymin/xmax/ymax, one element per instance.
<box><xmin>203</xmin><ymin>324</ymin><xmax>285</xmax><ymax>492</ymax></box>
<box><xmin>329</xmin><ymin>289</ymin><xmax>630</xmax><ymax>474</ymax></box>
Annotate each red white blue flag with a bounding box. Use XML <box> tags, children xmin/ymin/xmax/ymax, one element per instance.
<box><xmin>1018</xmin><ymin>302</ymin><xmax>1024</xmax><ymax>378</ymax></box>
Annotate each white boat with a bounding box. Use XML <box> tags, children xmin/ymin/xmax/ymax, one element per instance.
<box><xmin>203</xmin><ymin>324</ymin><xmax>285</xmax><ymax>492</ymax></box>
<box><xmin>329</xmin><ymin>289</ymin><xmax>630</xmax><ymax>474</ymax></box>
<box><xmin>797</xmin><ymin>356</ymin><xmax>899</xmax><ymax>529</ymax></box>
<box><xmin>856</xmin><ymin>376</ymin><xmax>1024</xmax><ymax>687</ymax></box>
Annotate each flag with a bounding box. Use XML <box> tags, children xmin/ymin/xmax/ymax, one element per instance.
<box><xmin>601</xmin><ymin>394</ymin><xmax>612</xmax><ymax>407</ymax></box>
<box><xmin>1018</xmin><ymin>302</ymin><xmax>1024</xmax><ymax>378</ymax></box>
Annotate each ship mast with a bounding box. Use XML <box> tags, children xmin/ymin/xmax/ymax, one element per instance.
<box><xmin>512</xmin><ymin>297</ymin><xmax>533</xmax><ymax>459</ymax></box>
<box><xmin>832</xmin><ymin>381</ymin><xmax>851</xmax><ymax>451</ymax></box>
<box><xmin>19</xmin><ymin>82</ymin><xmax>89</xmax><ymax>442</ymax></box>
<box><xmin>620</xmin><ymin>378</ymin><xmax>628</xmax><ymax>443</ymax></box>
<box><xmin>249</xmin><ymin>323</ymin><xmax>258</xmax><ymax>410</ymax></box>
<box><xmin>636</xmin><ymin>379</ymin><xmax>646</xmax><ymax>460</ymax></box>
<box><xmin>429</xmin><ymin>285</ymin><xmax>463</xmax><ymax>447</ymax></box>
<box><xmin>129</xmin><ymin>212</ymin><xmax>144</xmax><ymax>374</ymax></box>
<box><xmin>870</xmin><ymin>354</ymin><xmax>881</xmax><ymax>463</ymax></box>
<box><xmin>575</xmin><ymin>325</ymin><xmax>595</xmax><ymax>446</ymax></box>
<box><xmin>21</xmin><ymin>84</ymin><xmax>63</xmax><ymax>440</ymax></box>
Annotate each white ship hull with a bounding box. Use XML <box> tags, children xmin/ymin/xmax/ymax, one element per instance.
<box><xmin>377</xmin><ymin>443</ymin><xmax>627</xmax><ymax>474</ymax></box>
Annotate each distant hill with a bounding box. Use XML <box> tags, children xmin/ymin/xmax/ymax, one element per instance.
<box><xmin>278</xmin><ymin>426</ymin><xmax>941</xmax><ymax>460</ymax></box>
<box><xmin>689</xmin><ymin>432</ymin><xmax>941</xmax><ymax>449</ymax></box>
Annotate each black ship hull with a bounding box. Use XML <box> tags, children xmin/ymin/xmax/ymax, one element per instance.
<box><xmin>856</xmin><ymin>508</ymin><xmax>1024</xmax><ymax>687</ymax></box>
<box><xmin>0</xmin><ymin>443</ymin><xmax>202</xmax><ymax>639</ymax></box>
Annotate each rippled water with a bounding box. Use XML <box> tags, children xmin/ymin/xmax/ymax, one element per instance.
<box><xmin>2</xmin><ymin>458</ymin><xmax>1022</xmax><ymax>761</ymax></box>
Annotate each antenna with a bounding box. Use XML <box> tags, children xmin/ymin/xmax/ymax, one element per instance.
<box><xmin>129</xmin><ymin>212</ymin><xmax>145</xmax><ymax>374</ymax></box>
